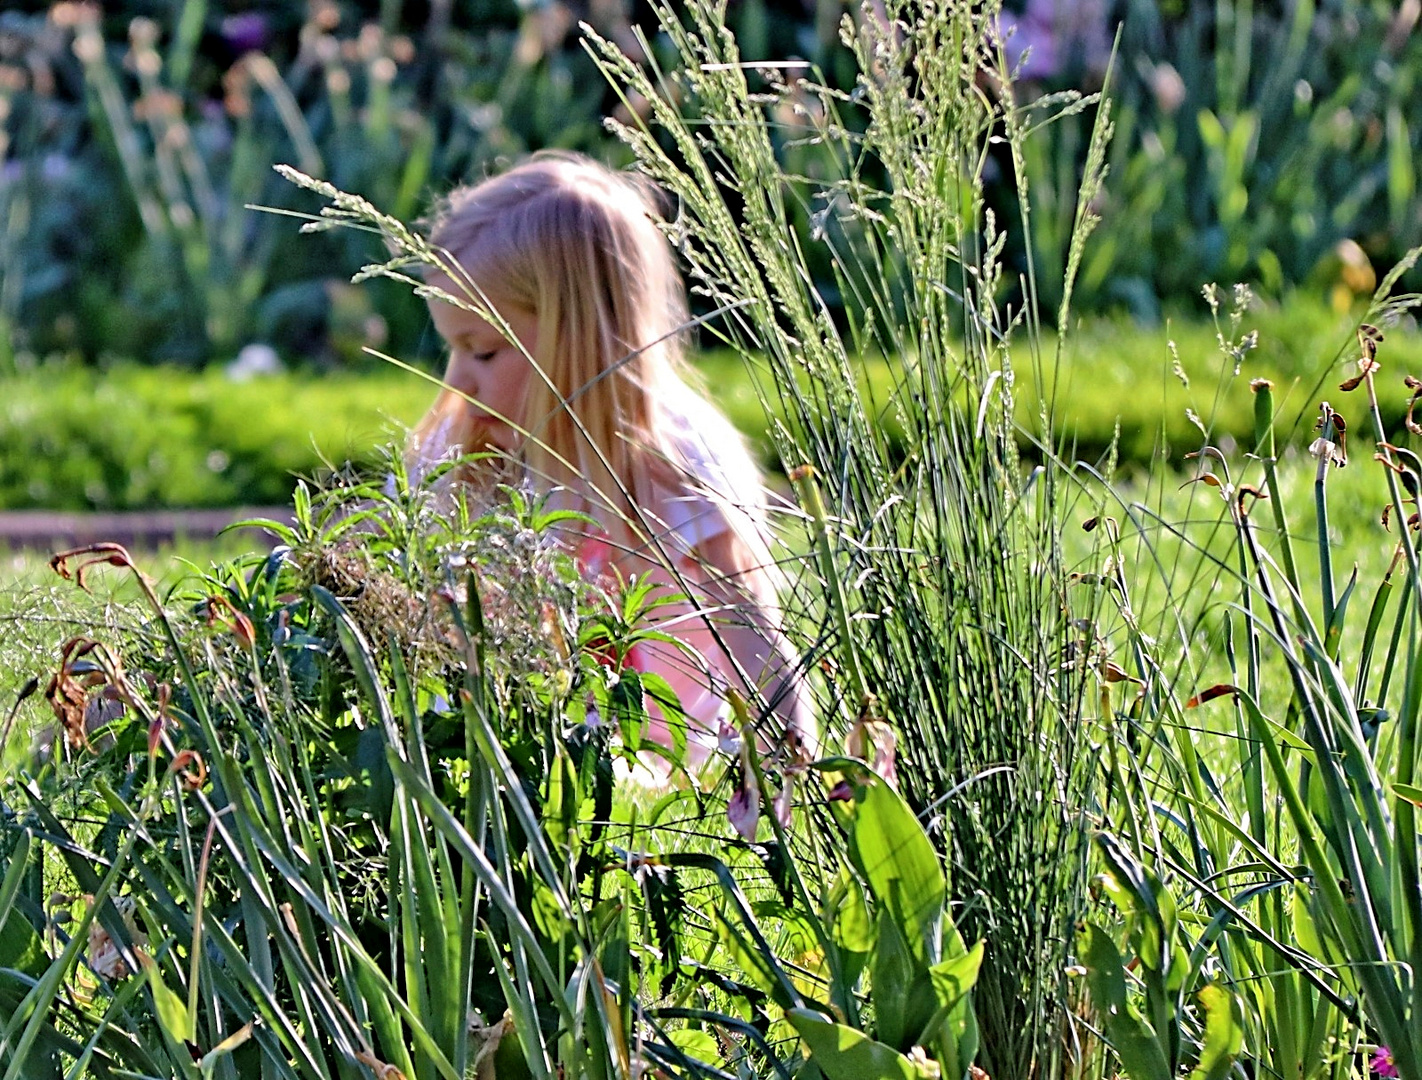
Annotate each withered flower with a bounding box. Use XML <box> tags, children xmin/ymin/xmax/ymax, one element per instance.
<box><xmin>202</xmin><ymin>595</ymin><xmax>256</xmax><ymax>648</ymax></box>
<box><xmin>44</xmin><ymin>637</ymin><xmax>102</xmax><ymax>751</ymax></box>
<box><xmin>845</xmin><ymin>710</ymin><xmax>897</xmax><ymax>789</ymax></box>
<box><xmin>1403</xmin><ymin>376</ymin><xmax>1422</xmax><ymax>436</ymax></box>
<box><xmin>1310</xmin><ymin>404</ymin><xmax>1347</xmax><ymax>467</ymax></box>
<box><xmin>168</xmin><ymin>749</ymin><xmax>207</xmax><ymax>792</ymax></box>
<box><xmin>1236</xmin><ymin>485</ymin><xmax>1269</xmax><ymax>517</ymax></box>
<box><xmin>50</xmin><ymin>543</ymin><xmax>139</xmax><ymax>592</ymax></box>
<box><xmin>1185</xmin><ymin>683</ymin><xmax>1240</xmax><ymax>708</ymax></box>
<box><xmin>86</xmin><ymin>894</ymin><xmax>147</xmax><ymax>980</ymax></box>
<box><xmin>1340</xmin><ymin>325</ymin><xmax>1384</xmax><ymax>390</ymax></box>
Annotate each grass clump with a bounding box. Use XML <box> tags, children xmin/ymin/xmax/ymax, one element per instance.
<box><xmin>1074</xmin><ymin>285</ymin><xmax>1422</xmax><ymax>1080</ymax></box>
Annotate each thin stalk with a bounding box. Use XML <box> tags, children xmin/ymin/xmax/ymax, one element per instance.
<box><xmin>1315</xmin><ymin>409</ymin><xmax>1339</xmax><ymax>629</ymax></box>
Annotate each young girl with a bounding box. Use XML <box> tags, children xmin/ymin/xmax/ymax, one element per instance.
<box><xmin>409</xmin><ymin>151</ymin><xmax>814</xmax><ymax>772</ymax></box>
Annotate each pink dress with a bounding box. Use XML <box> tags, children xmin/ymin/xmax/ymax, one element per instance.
<box><xmin>575</xmin><ymin>395</ymin><xmax>768</xmax><ymax>769</ymax></box>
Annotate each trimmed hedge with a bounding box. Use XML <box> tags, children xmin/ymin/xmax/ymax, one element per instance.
<box><xmin>1</xmin><ymin>364</ymin><xmax>431</xmax><ymax>510</ymax></box>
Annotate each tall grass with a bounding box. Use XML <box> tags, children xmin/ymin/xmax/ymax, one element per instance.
<box><xmin>1082</xmin><ymin>274</ymin><xmax>1422</xmax><ymax>1080</ymax></box>
<box><xmin>0</xmin><ymin>0</ymin><xmax>1123</xmax><ymax>1076</ymax></box>
<box><xmin>582</xmin><ymin>1</ymin><xmax>1109</xmax><ymax>1075</ymax></box>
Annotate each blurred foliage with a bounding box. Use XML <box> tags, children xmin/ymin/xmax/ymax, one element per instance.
<box><xmin>9</xmin><ymin>293</ymin><xmax>1422</xmax><ymax>511</ymax></box>
<box><xmin>0</xmin><ymin>362</ymin><xmax>429</xmax><ymax>508</ymax></box>
<box><xmin>0</xmin><ymin>0</ymin><xmax>841</xmax><ymax>368</ymax></box>
<box><xmin>6</xmin><ymin>0</ymin><xmax>1422</xmax><ymax>370</ymax></box>
<box><xmin>1019</xmin><ymin>0</ymin><xmax>1422</xmax><ymax>320</ymax></box>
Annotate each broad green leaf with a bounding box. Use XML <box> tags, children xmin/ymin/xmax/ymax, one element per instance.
<box><xmin>849</xmin><ymin>777</ymin><xmax>944</xmax><ymax>963</ymax></box>
<box><xmin>1096</xmin><ymin>833</ymin><xmax>1176</xmax><ymax>977</ymax></box>
<box><xmin>0</xmin><ymin>910</ymin><xmax>44</xmax><ymax>980</ymax></box>
<box><xmin>141</xmin><ymin>953</ymin><xmax>195</xmax><ymax>1044</ymax></box>
<box><xmin>788</xmin><ymin>1008</ymin><xmax>931</xmax><ymax>1080</ymax></box>
<box><xmin>928</xmin><ymin>940</ymin><xmax>984</xmax><ymax>1013</ymax></box>
<box><xmin>0</xmin><ymin>834</ymin><xmax>44</xmax><ymax>979</ymax></box>
<box><xmin>1187</xmin><ymin>984</ymin><xmax>1244</xmax><ymax>1080</ymax></box>
<box><xmin>666</xmin><ymin>1028</ymin><xmax>719</xmax><ymax>1063</ymax></box>
<box><xmin>826</xmin><ymin>870</ymin><xmax>873</xmax><ymax>955</ymax></box>
<box><xmin>1080</xmin><ymin>924</ymin><xmax>1172</xmax><ymax>1080</ymax></box>
<box><xmin>870</xmin><ymin>911</ymin><xmax>916</xmax><ymax>1051</ymax></box>
<box><xmin>915</xmin><ymin>940</ymin><xmax>985</xmax><ymax>1066</ymax></box>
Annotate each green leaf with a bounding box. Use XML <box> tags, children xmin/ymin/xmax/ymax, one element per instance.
<box><xmin>1079</xmin><ymin>924</ymin><xmax>1172</xmax><ymax>1080</ymax></box>
<box><xmin>870</xmin><ymin>912</ymin><xmax>918</xmax><ymax>1051</ymax></box>
<box><xmin>827</xmin><ymin>870</ymin><xmax>873</xmax><ymax>955</ymax></box>
<box><xmin>0</xmin><ymin>833</ymin><xmax>44</xmax><ymax>979</ymax></box>
<box><xmin>1394</xmin><ymin>782</ymin><xmax>1422</xmax><ymax>808</ymax></box>
<box><xmin>141</xmin><ymin>953</ymin><xmax>195</xmax><ymax>1045</ymax></box>
<box><xmin>928</xmin><ymin>940</ymin><xmax>984</xmax><ymax>1015</ymax></box>
<box><xmin>848</xmin><ymin>777</ymin><xmax>945</xmax><ymax>964</ymax></box>
<box><xmin>914</xmin><ymin>941</ymin><xmax>985</xmax><ymax>1066</ymax></box>
<box><xmin>0</xmin><ymin>910</ymin><xmax>44</xmax><ymax>980</ymax></box>
<box><xmin>788</xmin><ymin>1008</ymin><xmax>932</xmax><ymax>1080</ymax></box>
<box><xmin>666</xmin><ymin>1028</ymin><xmax>719</xmax><ymax>1063</ymax></box>
<box><xmin>544</xmin><ymin>747</ymin><xmax>580</xmax><ymax>853</ymax></box>
<box><xmin>1096</xmin><ymin>833</ymin><xmax>1176</xmax><ymax>977</ymax></box>
<box><xmin>1186</xmin><ymin>984</ymin><xmax>1244</xmax><ymax>1080</ymax></box>
<box><xmin>1324</xmin><ymin>566</ymin><xmax>1357</xmax><ymax>660</ymax></box>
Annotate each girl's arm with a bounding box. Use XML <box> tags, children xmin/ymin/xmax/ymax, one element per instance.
<box><xmin>641</xmin><ymin>529</ymin><xmax>816</xmax><ymax>762</ymax></box>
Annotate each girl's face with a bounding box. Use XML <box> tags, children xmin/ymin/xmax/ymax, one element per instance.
<box><xmin>426</xmin><ymin>272</ymin><xmax>538</xmax><ymax>451</ymax></box>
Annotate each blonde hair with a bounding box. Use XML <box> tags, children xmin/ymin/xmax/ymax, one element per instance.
<box><xmin>412</xmin><ymin>151</ymin><xmax>778</xmax><ymax>607</ymax></box>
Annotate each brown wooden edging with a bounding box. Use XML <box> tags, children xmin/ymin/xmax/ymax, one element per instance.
<box><xmin>0</xmin><ymin>508</ymin><xmax>295</xmax><ymax>552</ymax></box>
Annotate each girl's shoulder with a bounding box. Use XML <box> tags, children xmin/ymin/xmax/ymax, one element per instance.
<box><xmin>647</xmin><ymin>385</ymin><xmax>764</xmax><ymax>553</ymax></box>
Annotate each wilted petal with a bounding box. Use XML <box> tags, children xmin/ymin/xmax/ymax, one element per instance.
<box><xmin>773</xmin><ymin>779</ymin><xmax>793</xmax><ymax>828</ymax></box>
<box><xmin>86</xmin><ymin>895</ymin><xmax>146</xmax><ymax>980</ymax></box>
<box><xmin>727</xmin><ymin>785</ymin><xmax>759</xmax><ymax>841</ymax></box>
<box><xmin>716</xmin><ymin>716</ymin><xmax>743</xmax><ymax>756</ymax></box>
<box><xmin>876</xmin><ymin>737</ymin><xmax>898</xmax><ymax>789</ymax></box>
<box><xmin>1308</xmin><ymin>437</ymin><xmax>1345</xmax><ymax>467</ymax></box>
<box><xmin>846</xmin><ymin>716</ymin><xmax>898</xmax><ymax>789</ymax></box>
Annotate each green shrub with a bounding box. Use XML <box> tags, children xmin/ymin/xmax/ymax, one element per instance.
<box><xmin>0</xmin><ymin>363</ymin><xmax>430</xmax><ymax>509</ymax></box>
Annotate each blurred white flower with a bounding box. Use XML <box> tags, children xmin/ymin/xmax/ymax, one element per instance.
<box><xmin>225</xmin><ymin>343</ymin><xmax>282</xmax><ymax>382</ymax></box>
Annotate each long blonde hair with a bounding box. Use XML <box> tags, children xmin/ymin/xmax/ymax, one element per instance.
<box><xmin>412</xmin><ymin>152</ymin><xmax>778</xmax><ymax>607</ymax></box>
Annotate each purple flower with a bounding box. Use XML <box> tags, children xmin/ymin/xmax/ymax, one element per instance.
<box><xmin>995</xmin><ymin>0</ymin><xmax>1111</xmax><ymax>82</ymax></box>
<box><xmin>1372</xmin><ymin>1047</ymin><xmax>1399</xmax><ymax>1079</ymax></box>
<box><xmin>221</xmin><ymin>12</ymin><xmax>271</xmax><ymax>54</ymax></box>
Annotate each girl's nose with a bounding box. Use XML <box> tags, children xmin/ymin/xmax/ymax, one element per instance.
<box><xmin>446</xmin><ymin>360</ymin><xmax>478</xmax><ymax>398</ymax></box>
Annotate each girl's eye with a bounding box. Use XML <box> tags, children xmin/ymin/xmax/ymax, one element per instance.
<box><xmin>471</xmin><ymin>351</ymin><xmax>497</xmax><ymax>363</ymax></box>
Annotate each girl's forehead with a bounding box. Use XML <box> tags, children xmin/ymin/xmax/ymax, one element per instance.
<box><xmin>426</xmin><ymin>273</ymin><xmax>514</xmax><ymax>325</ymax></box>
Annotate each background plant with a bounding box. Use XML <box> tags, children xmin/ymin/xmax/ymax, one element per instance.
<box><xmin>1021</xmin><ymin>0</ymin><xmax>1422</xmax><ymax>319</ymax></box>
<box><xmin>8</xmin><ymin>0</ymin><xmax>1422</xmax><ymax>382</ymax></box>
<box><xmin>1077</xmin><ymin>283</ymin><xmax>1422</xmax><ymax>1080</ymax></box>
